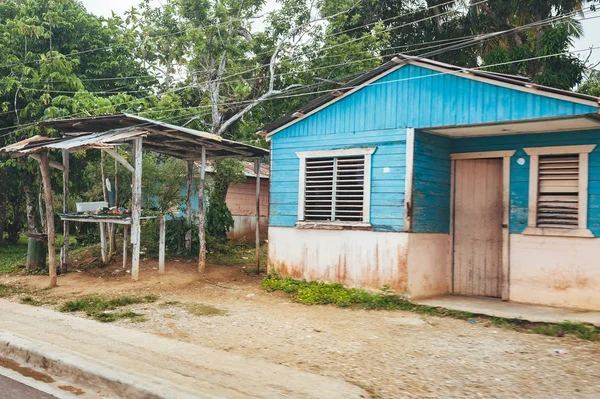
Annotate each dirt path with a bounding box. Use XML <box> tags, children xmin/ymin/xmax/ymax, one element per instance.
<box><xmin>2</xmin><ymin>261</ymin><xmax>600</xmax><ymax>398</ymax></box>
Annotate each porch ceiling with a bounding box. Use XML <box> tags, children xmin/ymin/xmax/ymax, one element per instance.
<box><xmin>422</xmin><ymin>113</ymin><xmax>600</xmax><ymax>138</ymax></box>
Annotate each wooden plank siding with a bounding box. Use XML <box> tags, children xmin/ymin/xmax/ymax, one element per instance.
<box><xmin>226</xmin><ymin>178</ymin><xmax>269</xmax><ymax>217</ymax></box>
<box><xmin>451</xmin><ymin>129</ymin><xmax>600</xmax><ymax>236</ymax></box>
<box><xmin>271</xmin><ymin>129</ymin><xmax>407</xmax><ymax>231</ymax></box>
<box><xmin>270</xmin><ymin>63</ymin><xmax>598</xmax><ymax>233</ymax></box>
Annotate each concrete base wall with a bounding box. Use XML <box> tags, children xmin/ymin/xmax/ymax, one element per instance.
<box><xmin>509</xmin><ymin>234</ymin><xmax>600</xmax><ymax>310</ymax></box>
<box><xmin>268</xmin><ymin>227</ymin><xmax>450</xmax><ymax>296</ymax></box>
<box><xmin>407</xmin><ymin>233</ymin><xmax>451</xmax><ymax>299</ymax></box>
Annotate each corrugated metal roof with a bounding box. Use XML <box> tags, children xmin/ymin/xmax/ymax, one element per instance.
<box><xmin>2</xmin><ymin>114</ymin><xmax>269</xmax><ymax>160</ymax></box>
<box><xmin>259</xmin><ymin>54</ymin><xmax>600</xmax><ymax>136</ymax></box>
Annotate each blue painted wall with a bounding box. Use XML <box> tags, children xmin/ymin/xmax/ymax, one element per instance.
<box><xmin>452</xmin><ymin>129</ymin><xmax>600</xmax><ymax>236</ymax></box>
<box><xmin>271</xmin><ymin>128</ymin><xmax>407</xmax><ymax>231</ymax></box>
<box><xmin>270</xmin><ymin>62</ymin><xmax>598</xmax><ymax>231</ymax></box>
<box><xmin>412</xmin><ymin>132</ymin><xmax>452</xmax><ymax>233</ymax></box>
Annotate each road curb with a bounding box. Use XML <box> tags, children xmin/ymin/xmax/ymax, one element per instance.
<box><xmin>0</xmin><ymin>332</ymin><xmax>200</xmax><ymax>399</ymax></box>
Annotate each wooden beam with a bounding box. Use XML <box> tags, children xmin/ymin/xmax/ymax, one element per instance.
<box><xmin>198</xmin><ymin>147</ymin><xmax>206</xmax><ymax>273</ymax></box>
<box><xmin>131</xmin><ymin>138</ymin><xmax>143</xmax><ymax>281</ymax></box>
<box><xmin>159</xmin><ymin>215</ymin><xmax>166</xmax><ymax>274</ymax></box>
<box><xmin>185</xmin><ymin>161</ymin><xmax>193</xmax><ymax>252</ymax></box>
<box><xmin>60</xmin><ymin>149</ymin><xmax>69</xmax><ymax>274</ymax></box>
<box><xmin>103</xmin><ymin>148</ymin><xmax>134</xmax><ymax>173</ymax></box>
<box><xmin>38</xmin><ymin>152</ymin><xmax>57</xmax><ymax>287</ymax></box>
<box><xmin>30</xmin><ymin>154</ymin><xmax>65</xmax><ymax>171</ymax></box>
<box><xmin>155</xmin><ymin>130</ymin><xmax>253</xmax><ymax>157</ymax></box>
<box><xmin>255</xmin><ymin>159</ymin><xmax>261</xmax><ymax>274</ymax></box>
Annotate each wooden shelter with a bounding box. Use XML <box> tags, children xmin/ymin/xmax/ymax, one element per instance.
<box><xmin>1</xmin><ymin>113</ymin><xmax>268</xmax><ymax>286</ymax></box>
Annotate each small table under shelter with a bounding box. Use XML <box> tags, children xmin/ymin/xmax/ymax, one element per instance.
<box><xmin>0</xmin><ymin>113</ymin><xmax>269</xmax><ymax>286</ymax></box>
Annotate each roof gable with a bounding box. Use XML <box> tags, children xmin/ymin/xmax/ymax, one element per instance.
<box><xmin>266</xmin><ymin>61</ymin><xmax>599</xmax><ymax>139</ymax></box>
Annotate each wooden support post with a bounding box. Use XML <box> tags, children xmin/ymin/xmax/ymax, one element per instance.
<box><xmin>131</xmin><ymin>138</ymin><xmax>143</xmax><ymax>281</ymax></box>
<box><xmin>122</xmin><ymin>225</ymin><xmax>128</xmax><ymax>269</ymax></box>
<box><xmin>38</xmin><ymin>152</ymin><xmax>57</xmax><ymax>287</ymax></box>
<box><xmin>99</xmin><ymin>222</ymin><xmax>107</xmax><ymax>263</ymax></box>
<box><xmin>185</xmin><ymin>160</ymin><xmax>193</xmax><ymax>252</ymax></box>
<box><xmin>255</xmin><ymin>159</ymin><xmax>261</xmax><ymax>274</ymax></box>
<box><xmin>60</xmin><ymin>149</ymin><xmax>69</xmax><ymax>274</ymax></box>
<box><xmin>198</xmin><ymin>147</ymin><xmax>206</xmax><ymax>273</ymax></box>
<box><xmin>159</xmin><ymin>215</ymin><xmax>166</xmax><ymax>274</ymax></box>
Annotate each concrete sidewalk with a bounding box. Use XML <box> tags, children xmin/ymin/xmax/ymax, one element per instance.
<box><xmin>416</xmin><ymin>295</ymin><xmax>600</xmax><ymax>326</ymax></box>
<box><xmin>0</xmin><ymin>300</ymin><xmax>367</xmax><ymax>398</ymax></box>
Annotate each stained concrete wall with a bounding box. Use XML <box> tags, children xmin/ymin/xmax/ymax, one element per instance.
<box><xmin>406</xmin><ymin>233</ymin><xmax>450</xmax><ymax>299</ymax></box>
<box><xmin>509</xmin><ymin>234</ymin><xmax>600</xmax><ymax>310</ymax></box>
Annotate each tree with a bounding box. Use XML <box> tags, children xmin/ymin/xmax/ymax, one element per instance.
<box><xmin>578</xmin><ymin>70</ymin><xmax>600</xmax><ymax>97</ymax></box>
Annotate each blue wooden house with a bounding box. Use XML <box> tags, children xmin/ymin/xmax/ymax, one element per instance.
<box><xmin>260</xmin><ymin>55</ymin><xmax>600</xmax><ymax>311</ymax></box>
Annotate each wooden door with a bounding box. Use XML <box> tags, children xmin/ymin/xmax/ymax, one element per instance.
<box><xmin>453</xmin><ymin>158</ymin><xmax>503</xmax><ymax>297</ymax></box>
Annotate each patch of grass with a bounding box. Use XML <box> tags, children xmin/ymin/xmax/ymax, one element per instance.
<box><xmin>261</xmin><ymin>274</ymin><xmax>472</xmax><ymax>318</ymax></box>
<box><xmin>530</xmin><ymin>321</ymin><xmax>599</xmax><ymax>341</ymax></box>
<box><xmin>20</xmin><ymin>296</ymin><xmax>45</xmax><ymax>306</ymax></box>
<box><xmin>60</xmin><ymin>295</ymin><xmax>158</xmax><ymax>323</ymax></box>
<box><xmin>262</xmin><ymin>275</ymin><xmax>600</xmax><ymax>342</ymax></box>
<box><xmin>183</xmin><ymin>302</ymin><xmax>226</xmax><ymax>317</ymax></box>
<box><xmin>160</xmin><ymin>300</ymin><xmax>226</xmax><ymax>316</ymax></box>
<box><xmin>207</xmin><ymin>239</ymin><xmax>268</xmax><ymax>267</ymax></box>
<box><xmin>0</xmin><ymin>236</ymin><xmax>28</xmax><ymax>273</ymax></box>
<box><xmin>0</xmin><ymin>284</ymin><xmax>20</xmax><ymax>298</ymax></box>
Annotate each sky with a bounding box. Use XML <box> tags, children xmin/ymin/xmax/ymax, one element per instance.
<box><xmin>81</xmin><ymin>0</ymin><xmax>600</xmax><ymax>66</ymax></box>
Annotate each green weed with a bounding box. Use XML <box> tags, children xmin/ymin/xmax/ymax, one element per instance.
<box><xmin>262</xmin><ymin>275</ymin><xmax>600</xmax><ymax>341</ymax></box>
<box><xmin>0</xmin><ymin>284</ymin><xmax>20</xmax><ymax>298</ymax></box>
<box><xmin>60</xmin><ymin>295</ymin><xmax>158</xmax><ymax>322</ymax></box>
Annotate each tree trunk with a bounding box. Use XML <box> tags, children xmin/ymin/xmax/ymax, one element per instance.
<box><xmin>38</xmin><ymin>179</ymin><xmax>46</xmax><ymax>232</ymax></box>
<box><xmin>39</xmin><ymin>152</ymin><xmax>57</xmax><ymax>287</ymax></box>
<box><xmin>23</xmin><ymin>186</ymin><xmax>37</xmax><ymax>233</ymax></box>
<box><xmin>0</xmin><ymin>196</ymin><xmax>5</xmax><ymax>244</ymax></box>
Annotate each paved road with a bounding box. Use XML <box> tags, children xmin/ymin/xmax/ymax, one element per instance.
<box><xmin>0</xmin><ymin>374</ymin><xmax>56</xmax><ymax>399</ymax></box>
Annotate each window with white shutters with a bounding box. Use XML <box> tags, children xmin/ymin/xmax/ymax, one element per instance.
<box><xmin>537</xmin><ymin>154</ymin><xmax>579</xmax><ymax>229</ymax></box>
<box><xmin>304</xmin><ymin>155</ymin><xmax>365</xmax><ymax>222</ymax></box>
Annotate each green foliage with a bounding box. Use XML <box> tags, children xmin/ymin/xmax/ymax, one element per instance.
<box><xmin>60</xmin><ymin>294</ymin><xmax>158</xmax><ymax>322</ymax></box>
<box><xmin>263</xmin><ymin>275</ymin><xmax>600</xmax><ymax>341</ymax></box>
<box><xmin>579</xmin><ymin>70</ymin><xmax>600</xmax><ymax>97</ymax></box>
<box><xmin>206</xmin><ymin>159</ymin><xmax>245</xmax><ymax>241</ymax></box>
<box><xmin>0</xmin><ymin>284</ymin><xmax>21</xmax><ymax>298</ymax></box>
<box><xmin>0</xmin><ymin>235</ymin><xmax>28</xmax><ymax>273</ymax></box>
<box><xmin>530</xmin><ymin>321</ymin><xmax>599</xmax><ymax>341</ymax></box>
<box><xmin>262</xmin><ymin>274</ymin><xmax>472</xmax><ymax>317</ymax></box>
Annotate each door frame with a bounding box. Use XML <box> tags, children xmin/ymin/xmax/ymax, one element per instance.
<box><xmin>450</xmin><ymin>150</ymin><xmax>515</xmax><ymax>301</ymax></box>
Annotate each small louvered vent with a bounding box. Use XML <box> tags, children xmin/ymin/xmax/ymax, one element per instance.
<box><xmin>304</xmin><ymin>156</ymin><xmax>365</xmax><ymax>222</ymax></box>
<box><xmin>537</xmin><ymin>154</ymin><xmax>579</xmax><ymax>229</ymax></box>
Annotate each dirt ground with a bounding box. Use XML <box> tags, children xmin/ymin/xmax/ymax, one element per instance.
<box><xmin>2</xmin><ymin>258</ymin><xmax>600</xmax><ymax>399</ymax></box>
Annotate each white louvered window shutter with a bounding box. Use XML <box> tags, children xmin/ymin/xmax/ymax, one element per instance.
<box><xmin>537</xmin><ymin>154</ymin><xmax>579</xmax><ymax>229</ymax></box>
<box><xmin>304</xmin><ymin>155</ymin><xmax>365</xmax><ymax>222</ymax></box>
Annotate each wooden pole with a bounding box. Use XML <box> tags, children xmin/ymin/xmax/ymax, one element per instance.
<box><xmin>185</xmin><ymin>160</ymin><xmax>193</xmax><ymax>252</ymax></box>
<box><xmin>131</xmin><ymin>138</ymin><xmax>143</xmax><ymax>281</ymax></box>
<box><xmin>122</xmin><ymin>225</ymin><xmax>128</xmax><ymax>268</ymax></box>
<box><xmin>60</xmin><ymin>149</ymin><xmax>69</xmax><ymax>273</ymax></box>
<box><xmin>38</xmin><ymin>152</ymin><xmax>57</xmax><ymax>287</ymax></box>
<box><xmin>198</xmin><ymin>147</ymin><xmax>206</xmax><ymax>273</ymax></box>
<box><xmin>159</xmin><ymin>215</ymin><xmax>165</xmax><ymax>274</ymax></box>
<box><xmin>255</xmin><ymin>159</ymin><xmax>261</xmax><ymax>274</ymax></box>
<box><xmin>99</xmin><ymin>222</ymin><xmax>107</xmax><ymax>263</ymax></box>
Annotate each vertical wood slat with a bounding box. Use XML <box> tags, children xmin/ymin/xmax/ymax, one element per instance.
<box><xmin>449</xmin><ymin>160</ymin><xmax>456</xmax><ymax>294</ymax></box>
<box><xmin>158</xmin><ymin>215</ymin><xmax>166</xmax><ymax>274</ymax></box>
<box><xmin>185</xmin><ymin>160</ymin><xmax>193</xmax><ymax>252</ymax></box>
<box><xmin>99</xmin><ymin>222</ymin><xmax>107</xmax><ymax>264</ymax></box>
<box><xmin>39</xmin><ymin>152</ymin><xmax>57</xmax><ymax>287</ymax></box>
<box><xmin>131</xmin><ymin>138</ymin><xmax>143</xmax><ymax>281</ymax></box>
<box><xmin>579</xmin><ymin>153</ymin><xmax>589</xmax><ymax>229</ymax></box>
<box><xmin>501</xmin><ymin>156</ymin><xmax>511</xmax><ymax>301</ymax></box>
<box><xmin>198</xmin><ymin>147</ymin><xmax>206</xmax><ymax>273</ymax></box>
<box><xmin>60</xmin><ymin>149</ymin><xmax>69</xmax><ymax>274</ymax></box>
<box><xmin>527</xmin><ymin>154</ymin><xmax>539</xmax><ymax>227</ymax></box>
<box><xmin>453</xmin><ymin>159</ymin><xmax>503</xmax><ymax>298</ymax></box>
<box><xmin>122</xmin><ymin>226</ymin><xmax>128</xmax><ymax>269</ymax></box>
<box><xmin>297</xmin><ymin>157</ymin><xmax>306</xmax><ymax>221</ymax></box>
<box><xmin>255</xmin><ymin>159</ymin><xmax>261</xmax><ymax>274</ymax></box>
<box><xmin>403</xmin><ymin>128</ymin><xmax>414</xmax><ymax>232</ymax></box>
